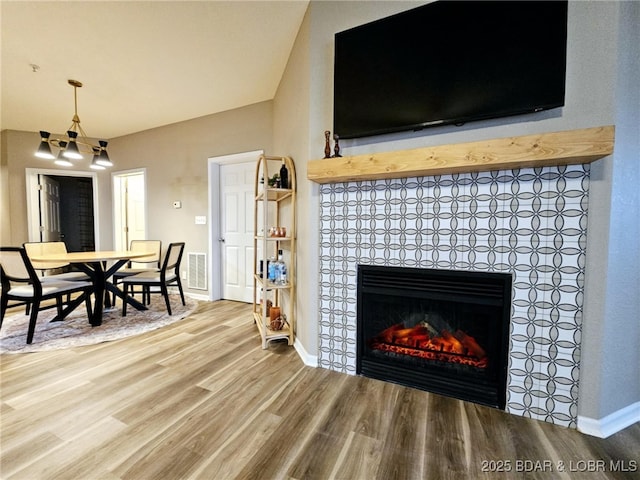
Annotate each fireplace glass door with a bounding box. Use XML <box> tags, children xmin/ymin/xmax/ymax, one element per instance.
<box><xmin>357</xmin><ymin>265</ymin><xmax>512</xmax><ymax>409</ymax></box>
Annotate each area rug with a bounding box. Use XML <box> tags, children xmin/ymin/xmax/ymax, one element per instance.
<box><xmin>0</xmin><ymin>295</ymin><xmax>198</xmax><ymax>354</ymax></box>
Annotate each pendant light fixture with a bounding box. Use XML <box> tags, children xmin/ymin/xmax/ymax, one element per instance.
<box><xmin>53</xmin><ymin>141</ymin><xmax>73</xmax><ymax>167</ymax></box>
<box><xmin>35</xmin><ymin>79</ymin><xmax>112</xmax><ymax>168</ymax></box>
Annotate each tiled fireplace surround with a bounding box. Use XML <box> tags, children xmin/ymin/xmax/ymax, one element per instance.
<box><xmin>318</xmin><ymin>164</ymin><xmax>589</xmax><ymax>429</ymax></box>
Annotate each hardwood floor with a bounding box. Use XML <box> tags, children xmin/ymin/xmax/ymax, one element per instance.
<box><xmin>1</xmin><ymin>300</ymin><xmax>638</xmax><ymax>479</ymax></box>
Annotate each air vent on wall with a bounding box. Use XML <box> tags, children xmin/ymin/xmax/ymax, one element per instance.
<box><xmin>187</xmin><ymin>252</ymin><xmax>207</xmax><ymax>290</ymax></box>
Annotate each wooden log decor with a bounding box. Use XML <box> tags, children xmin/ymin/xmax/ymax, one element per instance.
<box><xmin>307</xmin><ymin>125</ymin><xmax>614</xmax><ymax>184</ymax></box>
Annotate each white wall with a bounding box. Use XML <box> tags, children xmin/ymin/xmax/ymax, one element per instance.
<box><xmin>273</xmin><ymin>8</ymin><xmax>315</xmax><ymax>361</ymax></box>
<box><xmin>579</xmin><ymin>0</ymin><xmax>640</xmax><ymax>430</ymax></box>
<box><xmin>109</xmin><ymin>101</ymin><xmax>273</xmax><ymax>298</ymax></box>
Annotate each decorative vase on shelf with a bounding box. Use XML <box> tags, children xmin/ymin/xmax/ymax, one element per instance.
<box><xmin>280</xmin><ymin>161</ymin><xmax>289</xmax><ymax>189</ymax></box>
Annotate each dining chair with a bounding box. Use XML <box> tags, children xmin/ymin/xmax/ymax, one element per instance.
<box><xmin>23</xmin><ymin>241</ymin><xmax>91</xmax><ymax>316</ymax></box>
<box><xmin>111</xmin><ymin>240</ymin><xmax>162</xmax><ymax>305</ymax></box>
<box><xmin>121</xmin><ymin>242</ymin><xmax>185</xmax><ymax>316</ymax></box>
<box><xmin>24</xmin><ymin>241</ymin><xmax>90</xmax><ymax>282</ymax></box>
<box><xmin>0</xmin><ymin>247</ymin><xmax>94</xmax><ymax>344</ymax></box>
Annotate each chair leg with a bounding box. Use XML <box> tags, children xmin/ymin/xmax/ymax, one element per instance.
<box><xmin>26</xmin><ymin>300</ymin><xmax>41</xmax><ymax>344</ymax></box>
<box><xmin>0</xmin><ymin>295</ymin><xmax>8</xmax><ymax>329</ymax></box>
<box><xmin>113</xmin><ymin>277</ymin><xmax>127</xmax><ymax>305</ymax></box>
<box><xmin>176</xmin><ymin>277</ymin><xmax>186</xmax><ymax>306</ymax></box>
<box><xmin>56</xmin><ymin>296</ymin><xmax>64</xmax><ymax>318</ymax></box>
<box><xmin>84</xmin><ymin>291</ymin><xmax>93</xmax><ymax>319</ymax></box>
<box><xmin>161</xmin><ymin>284</ymin><xmax>172</xmax><ymax>315</ymax></box>
<box><xmin>122</xmin><ymin>284</ymin><xmax>129</xmax><ymax>317</ymax></box>
<box><xmin>112</xmin><ymin>279</ymin><xmax>117</xmax><ymax>306</ymax></box>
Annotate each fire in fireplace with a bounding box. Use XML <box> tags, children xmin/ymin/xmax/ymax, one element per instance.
<box><xmin>370</xmin><ymin>322</ymin><xmax>489</xmax><ymax>368</ymax></box>
<box><xmin>357</xmin><ymin>265</ymin><xmax>512</xmax><ymax>409</ymax></box>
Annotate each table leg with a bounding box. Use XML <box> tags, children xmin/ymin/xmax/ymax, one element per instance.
<box><xmin>49</xmin><ymin>293</ymin><xmax>91</xmax><ymax>322</ymax></box>
<box><xmin>105</xmin><ymin>283</ymin><xmax>147</xmax><ymax>311</ymax></box>
<box><xmin>83</xmin><ymin>261</ymin><xmax>105</xmax><ymax>326</ymax></box>
<box><xmin>103</xmin><ymin>260</ymin><xmax>148</xmax><ymax>312</ymax></box>
<box><xmin>72</xmin><ymin>259</ymin><xmax>149</xmax><ymax>326</ymax></box>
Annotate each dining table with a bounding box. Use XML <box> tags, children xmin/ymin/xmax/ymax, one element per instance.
<box><xmin>29</xmin><ymin>250</ymin><xmax>156</xmax><ymax>326</ymax></box>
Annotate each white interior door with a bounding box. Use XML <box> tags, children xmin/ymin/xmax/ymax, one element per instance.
<box><xmin>38</xmin><ymin>175</ymin><xmax>61</xmax><ymax>242</ymax></box>
<box><xmin>113</xmin><ymin>170</ymin><xmax>147</xmax><ymax>250</ymax></box>
<box><xmin>220</xmin><ymin>162</ymin><xmax>254</xmax><ymax>302</ymax></box>
<box><xmin>125</xmin><ymin>174</ymin><xmax>146</xmax><ymax>242</ymax></box>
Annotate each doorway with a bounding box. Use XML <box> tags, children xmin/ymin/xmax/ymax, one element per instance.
<box><xmin>208</xmin><ymin>150</ymin><xmax>262</xmax><ymax>302</ymax></box>
<box><xmin>112</xmin><ymin>170</ymin><xmax>147</xmax><ymax>250</ymax></box>
<box><xmin>25</xmin><ymin>168</ymin><xmax>100</xmax><ymax>251</ymax></box>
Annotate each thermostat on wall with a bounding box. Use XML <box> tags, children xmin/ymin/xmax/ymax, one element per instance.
<box><xmin>173</xmin><ymin>201</ymin><xmax>182</xmax><ymax>209</ymax></box>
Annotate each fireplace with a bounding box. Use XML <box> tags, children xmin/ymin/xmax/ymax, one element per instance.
<box><xmin>320</xmin><ymin>165</ymin><xmax>588</xmax><ymax>427</ymax></box>
<box><xmin>357</xmin><ymin>265</ymin><xmax>512</xmax><ymax>409</ymax></box>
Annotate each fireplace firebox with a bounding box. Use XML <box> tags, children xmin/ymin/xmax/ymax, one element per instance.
<box><xmin>357</xmin><ymin>265</ymin><xmax>512</xmax><ymax>409</ymax></box>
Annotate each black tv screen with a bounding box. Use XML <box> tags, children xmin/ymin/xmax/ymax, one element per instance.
<box><xmin>333</xmin><ymin>1</ymin><xmax>568</xmax><ymax>139</ymax></box>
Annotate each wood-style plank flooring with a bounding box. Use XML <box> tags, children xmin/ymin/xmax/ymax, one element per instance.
<box><xmin>1</xmin><ymin>300</ymin><xmax>638</xmax><ymax>479</ymax></box>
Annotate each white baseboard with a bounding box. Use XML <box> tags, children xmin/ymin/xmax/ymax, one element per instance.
<box><xmin>184</xmin><ymin>292</ymin><xmax>209</xmax><ymax>302</ymax></box>
<box><xmin>294</xmin><ymin>338</ymin><xmax>318</xmax><ymax>367</ymax></box>
<box><xmin>165</xmin><ymin>287</ymin><xmax>208</xmax><ymax>302</ymax></box>
<box><xmin>578</xmin><ymin>401</ymin><xmax>640</xmax><ymax>438</ymax></box>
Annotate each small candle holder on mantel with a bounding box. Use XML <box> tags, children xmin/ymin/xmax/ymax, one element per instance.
<box><xmin>323</xmin><ymin>130</ymin><xmax>342</xmax><ymax>158</ymax></box>
<box><xmin>324</xmin><ymin>130</ymin><xmax>332</xmax><ymax>158</ymax></box>
<box><xmin>333</xmin><ymin>134</ymin><xmax>342</xmax><ymax>158</ymax></box>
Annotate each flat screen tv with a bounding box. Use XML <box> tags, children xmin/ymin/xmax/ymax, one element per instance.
<box><xmin>333</xmin><ymin>1</ymin><xmax>568</xmax><ymax>140</ymax></box>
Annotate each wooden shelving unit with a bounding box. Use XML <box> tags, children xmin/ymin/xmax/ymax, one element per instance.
<box><xmin>252</xmin><ymin>155</ymin><xmax>296</xmax><ymax>348</ymax></box>
<box><xmin>307</xmin><ymin>125</ymin><xmax>614</xmax><ymax>184</ymax></box>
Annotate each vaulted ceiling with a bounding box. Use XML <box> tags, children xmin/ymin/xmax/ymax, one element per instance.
<box><xmin>1</xmin><ymin>1</ymin><xmax>309</xmax><ymax>139</ymax></box>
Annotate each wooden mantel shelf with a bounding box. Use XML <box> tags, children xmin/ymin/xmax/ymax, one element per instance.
<box><xmin>307</xmin><ymin>125</ymin><xmax>614</xmax><ymax>184</ymax></box>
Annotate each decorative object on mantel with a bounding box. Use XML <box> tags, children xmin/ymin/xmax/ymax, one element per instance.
<box><xmin>35</xmin><ymin>79</ymin><xmax>113</xmax><ymax>170</ymax></box>
<box><xmin>324</xmin><ymin>130</ymin><xmax>332</xmax><ymax>158</ymax></box>
<box><xmin>333</xmin><ymin>134</ymin><xmax>342</xmax><ymax>158</ymax></box>
<box><xmin>307</xmin><ymin>125</ymin><xmax>615</xmax><ymax>184</ymax></box>
<box><xmin>323</xmin><ymin>130</ymin><xmax>343</xmax><ymax>158</ymax></box>
<box><xmin>0</xmin><ymin>294</ymin><xmax>198</xmax><ymax>354</ymax></box>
